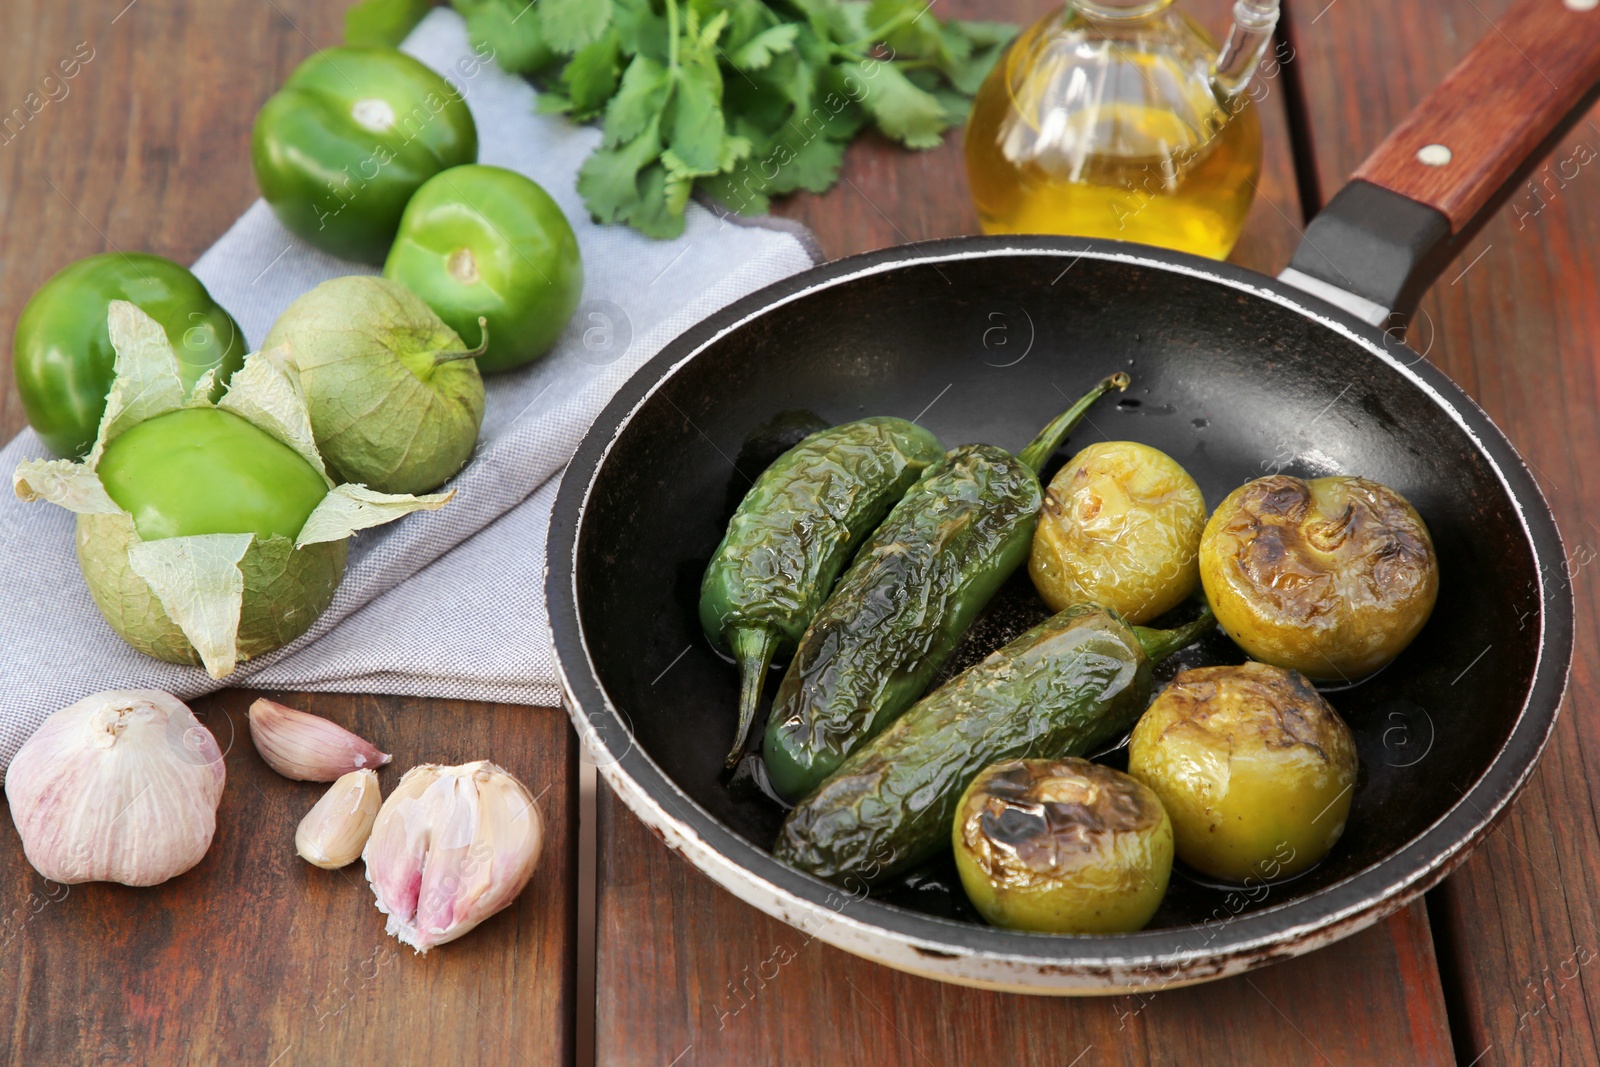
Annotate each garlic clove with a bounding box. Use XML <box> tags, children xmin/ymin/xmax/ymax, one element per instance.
<box><xmin>363</xmin><ymin>760</ymin><xmax>544</xmax><ymax>953</ymax></box>
<box><xmin>296</xmin><ymin>769</ymin><xmax>382</xmax><ymax>869</ymax></box>
<box><xmin>4</xmin><ymin>689</ymin><xmax>226</xmax><ymax>886</ymax></box>
<box><xmin>248</xmin><ymin>698</ymin><xmax>391</xmax><ymax>782</ymax></box>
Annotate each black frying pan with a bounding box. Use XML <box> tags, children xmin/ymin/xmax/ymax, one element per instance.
<box><xmin>545</xmin><ymin>0</ymin><xmax>1590</xmax><ymax>991</ymax></box>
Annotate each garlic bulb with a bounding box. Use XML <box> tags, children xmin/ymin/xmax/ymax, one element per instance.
<box><xmin>4</xmin><ymin>689</ymin><xmax>226</xmax><ymax>886</ymax></box>
<box><xmin>297</xmin><ymin>769</ymin><xmax>382</xmax><ymax>869</ymax></box>
<box><xmin>363</xmin><ymin>761</ymin><xmax>544</xmax><ymax>953</ymax></box>
<box><xmin>248</xmin><ymin>698</ymin><xmax>391</xmax><ymax>782</ymax></box>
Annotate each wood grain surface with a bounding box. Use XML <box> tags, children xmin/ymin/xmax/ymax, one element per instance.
<box><xmin>0</xmin><ymin>4</ymin><xmax>578</xmax><ymax>1065</ymax></box>
<box><xmin>1349</xmin><ymin>0</ymin><xmax>1600</xmax><ymax>231</ymax></box>
<box><xmin>1284</xmin><ymin>0</ymin><xmax>1600</xmax><ymax>1062</ymax></box>
<box><xmin>596</xmin><ymin>3</ymin><xmax>1454</xmax><ymax>1066</ymax></box>
<box><xmin>0</xmin><ymin>691</ymin><xmax>577</xmax><ymax>1066</ymax></box>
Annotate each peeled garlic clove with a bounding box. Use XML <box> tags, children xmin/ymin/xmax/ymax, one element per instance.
<box><xmin>4</xmin><ymin>689</ymin><xmax>226</xmax><ymax>886</ymax></box>
<box><xmin>296</xmin><ymin>769</ymin><xmax>382</xmax><ymax>869</ymax></box>
<box><xmin>363</xmin><ymin>760</ymin><xmax>544</xmax><ymax>953</ymax></box>
<box><xmin>248</xmin><ymin>698</ymin><xmax>391</xmax><ymax>782</ymax></box>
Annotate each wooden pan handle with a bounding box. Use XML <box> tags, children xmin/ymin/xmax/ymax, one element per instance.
<box><xmin>1352</xmin><ymin>0</ymin><xmax>1600</xmax><ymax>232</ymax></box>
<box><xmin>1286</xmin><ymin>0</ymin><xmax>1600</xmax><ymax>322</ymax></box>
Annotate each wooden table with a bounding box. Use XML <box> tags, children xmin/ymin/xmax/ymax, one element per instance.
<box><xmin>0</xmin><ymin>1</ymin><xmax>1594</xmax><ymax>1063</ymax></box>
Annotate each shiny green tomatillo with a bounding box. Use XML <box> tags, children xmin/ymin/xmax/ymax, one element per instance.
<box><xmin>13</xmin><ymin>253</ymin><xmax>246</xmax><ymax>459</ymax></box>
<box><xmin>252</xmin><ymin>47</ymin><xmax>478</xmax><ymax>263</ymax></box>
<box><xmin>96</xmin><ymin>408</ymin><xmax>330</xmax><ymax>541</ymax></box>
<box><xmin>762</xmin><ymin>373</ymin><xmax>1131</xmax><ymax>802</ymax></box>
<box><xmin>385</xmin><ymin>164</ymin><xmax>584</xmax><ymax>373</ymax></box>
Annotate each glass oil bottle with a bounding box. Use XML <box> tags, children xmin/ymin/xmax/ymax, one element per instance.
<box><xmin>964</xmin><ymin>0</ymin><xmax>1280</xmax><ymax>259</ymax></box>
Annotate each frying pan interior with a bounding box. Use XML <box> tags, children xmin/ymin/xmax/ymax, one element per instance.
<box><xmin>571</xmin><ymin>247</ymin><xmax>1544</xmax><ymax>932</ymax></box>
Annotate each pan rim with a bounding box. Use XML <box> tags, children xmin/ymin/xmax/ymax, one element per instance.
<box><xmin>546</xmin><ymin>235</ymin><xmax>1573</xmax><ymax>987</ymax></box>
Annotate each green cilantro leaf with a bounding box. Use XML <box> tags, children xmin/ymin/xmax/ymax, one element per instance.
<box><xmin>844</xmin><ymin>58</ymin><xmax>951</xmax><ymax>148</ymax></box>
<box><xmin>538</xmin><ymin>0</ymin><xmax>613</xmax><ymax>53</ymax></box>
<box><xmin>731</xmin><ymin>23</ymin><xmax>799</xmax><ymax>70</ymax></box>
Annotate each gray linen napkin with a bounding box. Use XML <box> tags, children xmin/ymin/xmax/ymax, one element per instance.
<box><xmin>0</xmin><ymin>9</ymin><xmax>821</xmax><ymax>770</ymax></box>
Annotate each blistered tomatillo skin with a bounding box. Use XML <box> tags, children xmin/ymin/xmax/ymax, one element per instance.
<box><xmin>384</xmin><ymin>164</ymin><xmax>584</xmax><ymax>374</ymax></box>
<box><xmin>1029</xmin><ymin>441</ymin><xmax>1206</xmax><ymax>624</ymax></box>
<box><xmin>954</xmin><ymin>759</ymin><xmax>1173</xmax><ymax>934</ymax></box>
<box><xmin>1128</xmin><ymin>662</ymin><xmax>1358</xmax><ymax>883</ymax></box>
<box><xmin>95</xmin><ymin>408</ymin><xmax>329</xmax><ymax>541</ymax></box>
<box><xmin>13</xmin><ymin>253</ymin><xmax>246</xmax><ymax>459</ymax></box>
<box><xmin>252</xmin><ymin>47</ymin><xmax>478</xmax><ymax>264</ymax></box>
<box><xmin>1199</xmin><ymin>474</ymin><xmax>1438</xmax><ymax>681</ymax></box>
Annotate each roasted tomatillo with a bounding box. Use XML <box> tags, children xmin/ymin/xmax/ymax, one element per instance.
<box><xmin>252</xmin><ymin>47</ymin><xmax>478</xmax><ymax>263</ymax></box>
<box><xmin>384</xmin><ymin>165</ymin><xmax>583</xmax><ymax>373</ymax></box>
<box><xmin>1128</xmin><ymin>662</ymin><xmax>1358</xmax><ymax>882</ymax></box>
<box><xmin>1030</xmin><ymin>440</ymin><xmax>1206</xmax><ymax>624</ymax></box>
<box><xmin>1199</xmin><ymin>475</ymin><xmax>1438</xmax><ymax>680</ymax></box>
<box><xmin>954</xmin><ymin>759</ymin><xmax>1173</xmax><ymax>934</ymax></box>
<box><xmin>95</xmin><ymin>408</ymin><xmax>330</xmax><ymax>541</ymax></box>
<box><xmin>14</xmin><ymin>253</ymin><xmax>246</xmax><ymax>459</ymax></box>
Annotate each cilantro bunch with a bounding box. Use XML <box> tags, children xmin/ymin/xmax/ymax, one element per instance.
<box><xmin>450</xmin><ymin>0</ymin><xmax>1015</xmax><ymax>237</ymax></box>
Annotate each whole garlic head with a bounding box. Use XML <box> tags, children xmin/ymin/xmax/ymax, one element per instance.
<box><xmin>363</xmin><ymin>761</ymin><xmax>544</xmax><ymax>953</ymax></box>
<box><xmin>4</xmin><ymin>689</ymin><xmax>226</xmax><ymax>886</ymax></box>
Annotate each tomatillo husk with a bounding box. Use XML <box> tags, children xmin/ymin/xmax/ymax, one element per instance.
<box><xmin>14</xmin><ymin>301</ymin><xmax>452</xmax><ymax>679</ymax></box>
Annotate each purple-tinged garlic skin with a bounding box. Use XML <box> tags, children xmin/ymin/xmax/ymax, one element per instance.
<box><xmin>363</xmin><ymin>760</ymin><xmax>544</xmax><ymax>953</ymax></box>
<box><xmin>4</xmin><ymin>689</ymin><xmax>225</xmax><ymax>886</ymax></box>
<box><xmin>248</xmin><ymin>698</ymin><xmax>391</xmax><ymax>782</ymax></box>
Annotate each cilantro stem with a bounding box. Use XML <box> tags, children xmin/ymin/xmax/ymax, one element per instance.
<box><xmin>850</xmin><ymin>4</ymin><xmax>925</xmax><ymax>50</ymax></box>
<box><xmin>666</xmin><ymin>0</ymin><xmax>681</xmax><ymax>73</ymax></box>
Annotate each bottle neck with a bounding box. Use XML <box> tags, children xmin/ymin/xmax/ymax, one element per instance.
<box><xmin>1072</xmin><ymin>0</ymin><xmax>1175</xmax><ymax>19</ymax></box>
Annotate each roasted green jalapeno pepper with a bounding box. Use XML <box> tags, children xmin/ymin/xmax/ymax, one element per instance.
<box><xmin>701</xmin><ymin>417</ymin><xmax>946</xmax><ymax>766</ymax></box>
<box><xmin>772</xmin><ymin>603</ymin><xmax>1214</xmax><ymax>887</ymax></box>
<box><xmin>762</xmin><ymin>374</ymin><xmax>1129</xmax><ymax>801</ymax></box>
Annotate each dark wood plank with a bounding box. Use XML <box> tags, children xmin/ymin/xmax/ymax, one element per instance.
<box><xmin>598</xmin><ymin>10</ymin><xmax>1455</xmax><ymax>1060</ymax></box>
<box><xmin>597</xmin><ymin>787</ymin><xmax>1452</xmax><ymax>1067</ymax></box>
<box><xmin>0</xmin><ymin>691</ymin><xmax>577</xmax><ymax>1066</ymax></box>
<box><xmin>1283</xmin><ymin>0</ymin><xmax>1600</xmax><ymax>1062</ymax></box>
<box><xmin>0</xmin><ymin>4</ymin><xmax>578</xmax><ymax>1065</ymax></box>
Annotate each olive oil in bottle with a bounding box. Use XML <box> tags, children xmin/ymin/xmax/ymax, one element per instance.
<box><xmin>964</xmin><ymin>0</ymin><xmax>1279</xmax><ymax>260</ymax></box>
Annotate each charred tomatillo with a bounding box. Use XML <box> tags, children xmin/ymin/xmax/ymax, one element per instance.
<box><xmin>252</xmin><ymin>47</ymin><xmax>478</xmax><ymax>263</ymax></box>
<box><xmin>954</xmin><ymin>759</ymin><xmax>1173</xmax><ymax>934</ymax></box>
<box><xmin>1128</xmin><ymin>662</ymin><xmax>1358</xmax><ymax>882</ymax></box>
<box><xmin>95</xmin><ymin>408</ymin><xmax>330</xmax><ymax>542</ymax></box>
<box><xmin>13</xmin><ymin>253</ymin><xmax>246</xmax><ymax>459</ymax></box>
<box><xmin>384</xmin><ymin>165</ymin><xmax>583</xmax><ymax>373</ymax></box>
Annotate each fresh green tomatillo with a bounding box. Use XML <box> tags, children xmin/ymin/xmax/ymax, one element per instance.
<box><xmin>252</xmin><ymin>47</ymin><xmax>479</xmax><ymax>263</ymax></box>
<box><xmin>13</xmin><ymin>253</ymin><xmax>246</xmax><ymax>459</ymax></box>
<box><xmin>384</xmin><ymin>164</ymin><xmax>584</xmax><ymax>373</ymax></box>
<box><xmin>95</xmin><ymin>408</ymin><xmax>330</xmax><ymax>541</ymax></box>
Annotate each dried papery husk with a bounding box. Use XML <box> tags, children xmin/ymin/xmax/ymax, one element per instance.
<box><xmin>3</xmin><ymin>689</ymin><xmax>225</xmax><ymax>886</ymax></box>
<box><xmin>13</xmin><ymin>301</ymin><xmax>453</xmax><ymax>679</ymax></box>
<box><xmin>262</xmin><ymin>277</ymin><xmax>485</xmax><ymax>495</ymax></box>
<box><xmin>362</xmin><ymin>761</ymin><xmax>544</xmax><ymax>953</ymax></box>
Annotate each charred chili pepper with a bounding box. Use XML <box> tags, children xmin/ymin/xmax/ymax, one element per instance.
<box><xmin>762</xmin><ymin>373</ymin><xmax>1130</xmax><ymax>802</ymax></box>
<box><xmin>772</xmin><ymin>602</ymin><xmax>1214</xmax><ymax>887</ymax></box>
<box><xmin>700</xmin><ymin>417</ymin><xmax>946</xmax><ymax>766</ymax></box>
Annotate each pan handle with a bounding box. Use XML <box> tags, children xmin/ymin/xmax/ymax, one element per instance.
<box><xmin>1280</xmin><ymin>0</ymin><xmax>1600</xmax><ymax>325</ymax></box>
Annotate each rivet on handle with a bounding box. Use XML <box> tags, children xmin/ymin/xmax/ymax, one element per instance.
<box><xmin>1416</xmin><ymin>144</ymin><xmax>1453</xmax><ymax>166</ymax></box>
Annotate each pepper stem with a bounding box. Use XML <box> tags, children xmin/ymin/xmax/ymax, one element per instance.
<box><xmin>433</xmin><ymin>317</ymin><xmax>491</xmax><ymax>365</ymax></box>
<box><xmin>1016</xmin><ymin>372</ymin><xmax>1131</xmax><ymax>474</ymax></box>
<box><xmin>1134</xmin><ymin>603</ymin><xmax>1216</xmax><ymax>662</ymax></box>
<box><xmin>725</xmin><ymin>625</ymin><xmax>778</xmax><ymax>768</ymax></box>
